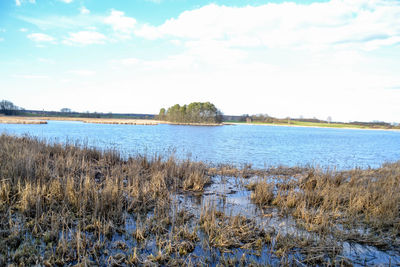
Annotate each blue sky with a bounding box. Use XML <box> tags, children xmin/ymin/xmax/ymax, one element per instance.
<box><xmin>1</xmin><ymin>0</ymin><xmax>400</xmax><ymax>122</ymax></box>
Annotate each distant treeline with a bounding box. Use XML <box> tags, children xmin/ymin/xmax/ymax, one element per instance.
<box><xmin>23</xmin><ymin>110</ymin><xmax>155</xmax><ymax>119</ymax></box>
<box><xmin>234</xmin><ymin>113</ymin><xmax>399</xmax><ymax>128</ymax></box>
<box><xmin>158</xmin><ymin>102</ymin><xmax>223</xmax><ymax>124</ymax></box>
<box><xmin>0</xmin><ymin>99</ymin><xmax>154</xmax><ymax>119</ymax></box>
<box><xmin>0</xmin><ymin>100</ymin><xmax>25</xmax><ymax>115</ymax></box>
<box><xmin>350</xmin><ymin>121</ymin><xmax>393</xmax><ymax>128</ymax></box>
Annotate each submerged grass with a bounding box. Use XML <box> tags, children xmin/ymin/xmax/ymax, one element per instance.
<box><xmin>248</xmin><ymin>164</ymin><xmax>400</xmax><ymax>251</ymax></box>
<box><xmin>0</xmin><ymin>134</ymin><xmax>211</xmax><ymax>265</ymax></box>
<box><xmin>0</xmin><ymin>133</ymin><xmax>399</xmax><ymax>265</ymax></box>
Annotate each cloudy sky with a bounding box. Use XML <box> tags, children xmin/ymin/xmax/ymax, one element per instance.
<box><xmin>0</xmin><ymin>0</ymin><xmax>399</xmax><ymax>122</ymax></box>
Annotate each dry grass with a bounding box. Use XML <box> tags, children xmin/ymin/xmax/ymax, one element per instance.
<box><xmin>200</xmin><ymin>203</ymin><xmax>266</xmax><ymax>252</ymax></box>
<box><xmin>80</xmin><ymin>118</ymin><xmax>159</xmax><ymax>125</ymax></box>
<box><xmin>0</xmin><ymin>116</ymin><xmax>47</xmax><ymax>124</ymax></box>
<box><xmin>248</xmin><ymin>164</ymin><xmax>400</xmax><ymax>249</ymax></box>
<box><xmin>0</xmin><ymin>134</ymin><xmax>210</xmax><ymax>265</ymax></box>
<box><xmin>1</xmin><ymin>133</ymin><xmax>398</xmax><ymax>265</ymax></box>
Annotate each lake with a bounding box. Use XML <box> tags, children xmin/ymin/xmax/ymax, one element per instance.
<box><xmin>1</xmin><ymin>120</ymin><xmax>400</xmax><ymax>170</ymax></box>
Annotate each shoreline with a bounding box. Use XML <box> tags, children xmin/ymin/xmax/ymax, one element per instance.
<box><xmin>0</xmin><ymin>116</ymin><xmax>159</xmax><ymax>125</ymax></box>
<box><xmin>0</xmin><ymin>116</ymin><xmax>48</xmax><ymax>124</ymax></box>
<box><xmin>160</xmin><ymin>121</ymin><xmax>224</xmax><ymax>126</ymax></box>
<box><xmin>2</xmin><ymin>116</ymin><xmax>398</xmax><ymax>131</ymax></box>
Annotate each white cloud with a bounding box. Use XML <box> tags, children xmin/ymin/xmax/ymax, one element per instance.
<box><xmin>134</xmin><ymin>1</ymin><xmax>400</xmax><ymax>51</ymax></box>
<box><xmin>68</xmin><ymin>70</ymin><xmax>96</xmax><ymax>76</ymax></box>
<box><xmin>63</xmin><ymin>31</ymin><xmax>106</xmax><ymax>45</ymax></box>
<box><xmin>27</xmin><ymin>33</ymin><xmax>55</xmax><ymax>43</ymax></box>
<box><xmin>0</xmin><ymin>38</ymin><xmax>4</xmax><ymax>42</ymax></box>
<box><xmin>13</xmin><ymin>74</ymin><xmax>48</xmax><ymax>79</ymax></box>
<box><xmin>18</xmin><ymin>10</ymin><xmax>136</xmax><ymax>41</ymax></box>
<box><xmin>115</xmin><ymin>58</ymin><xmax>141</xmax><ymax>66</ymax></box>
<box><xmin>60</xmin><ymin>0</ymin><xmax>73</xmax><ymax>3</ymax></box>
<box><xmin>37</xmin><ymin>58</ymin><xmax>55</xmax><ymax>64</ymax></box>
<box><xmin>19</xmin><ymin>28</ymin><xmax>28</xmax><ymax>32</ymax></box>
<box><xmin>17</xmin><ymin>14</ymin><xmax>104</xmax><ymax>31</ymax></box>
<box><xmin>15</xmin><ymin>0</ymin><xmax>35</xmax><ymax>6</ymax></box>
<box><xmin>80</xmin><ymin>6</ymin><xmax>90</xmax><ymax>15</ymax></box>
<box><xmin>104</xmin><ymin>10</ymin><xmax>136</xmax><ymax>34</ymax></box>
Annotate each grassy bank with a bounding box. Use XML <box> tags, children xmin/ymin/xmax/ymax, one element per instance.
<box><xmin>0</xmin><ymin>134</ymin><xmax>399</xmax><ymax>265</ymax></box>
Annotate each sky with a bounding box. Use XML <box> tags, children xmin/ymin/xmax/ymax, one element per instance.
<box><xmin>0</xmin><ymin>0</ymin><xmax>400</xmax><ymax>122</ymax></box>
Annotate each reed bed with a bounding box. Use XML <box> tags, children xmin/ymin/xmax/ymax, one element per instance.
<box><xmin>0</xmin><ymin>133</ymin><xmax>398</xmax><ymax>265</ymax></box>
<box><xmin>0</xmin><ymin>134</ymin><xmax>210</xmax><ymax>265</ymax></box>
<box><xmin>248</xmin><ymin>163</ymin><xmax>400</xmax><ymax>252</ymax></box>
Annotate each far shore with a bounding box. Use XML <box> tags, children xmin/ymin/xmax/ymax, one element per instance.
<box><xmin>2</xmin><ymin>116</ymin><xmax>398</xmax><ymax>131</ymax></box>
<box><xmin>0</xmin><ymin>116</ymin><xmax>160</xmax><ymax>125</ymax></box>
<box><xmin>160</xmin><ymin>121</ymin><xmax>224</xmax><ymax>126</ymax></box>
<box><xmin>0</xmin><ymin>116</ymin><xmax>221</xmax><ymax>126</ymax></box>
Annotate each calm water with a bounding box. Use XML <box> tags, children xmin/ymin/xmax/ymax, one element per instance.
<box><xmin>1</xmin><ymin>121</ymin><xmax>400</xmax><ymax>170</ymax></box>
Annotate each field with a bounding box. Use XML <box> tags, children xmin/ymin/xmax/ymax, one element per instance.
<box><xmin>0</xmin><ymin>134</ymin><xmax>399</xmax><ymax>265</ymax></box>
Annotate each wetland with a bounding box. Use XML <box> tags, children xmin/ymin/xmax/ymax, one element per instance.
<box><xmin>1</xmin><ymin>122</ymin><xmax>400</xmax><ymax>266</ymax></box>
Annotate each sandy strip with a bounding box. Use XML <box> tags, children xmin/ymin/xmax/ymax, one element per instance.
<box><xmin>0</xmin><ymin>116</ymin><xmax>47</xmax><ymax>124</ymax></box>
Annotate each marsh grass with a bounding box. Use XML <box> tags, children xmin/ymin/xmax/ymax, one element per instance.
<box><xmin>0</xmin><ymin>134</ymin><xmax>211</xmax><ymax>265</ymax></box>
<box><xmin>248</xmin><ymin>164</ymin><xmax>400</xmax><ymax>253</ymax></box>
<box><xmin>1</xmin><ymin>133</ymin><xmax>399</xmax><ymax>265</ymax></box>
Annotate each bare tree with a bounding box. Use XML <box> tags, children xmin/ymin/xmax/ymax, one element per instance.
<box><xmin>0</xmin><ymin>100</ymin><xmax>22</xmax><ymax>115</ymax></box>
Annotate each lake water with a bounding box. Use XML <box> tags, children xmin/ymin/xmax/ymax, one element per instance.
<box><xmin>1</xmin><ymin>121</ymin><xmax>400</xmax><ymax>170</ymax></box>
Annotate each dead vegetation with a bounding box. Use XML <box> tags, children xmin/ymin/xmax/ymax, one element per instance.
<box><xmin>248</xmin><ymin>163</ymin><xmax>400</xmax><ymax>253</ymax></box>
<box><xmin>0</xmin><ymin>134</ymin><xmax>211</xmax><ymax>265</ymax></box>
<box><xmin>0</xmin><ymin>116</ymin><xmax>47</xmax><ymax>124</ymax></box>
<box><xmin>0</xmin><ymin>133</ymin><xmax>399</xmax><ymax>265</ymax></box>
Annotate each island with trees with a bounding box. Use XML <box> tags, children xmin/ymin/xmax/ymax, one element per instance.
<box><xmin>157</xmin><ymin>102</ymin><xmax>223</xmax><ymax>125</ymax></box>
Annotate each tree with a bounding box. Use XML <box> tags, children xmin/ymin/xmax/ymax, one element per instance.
<box><xmin>160</xmin><ymin>102</ymin><xmax>222</xmax><ymax>124</ymax></box>
<box><xmin>0</xmin><ymin>100</ymin><xmax>22</xmax><ymax>115</ymax></box>
<box><xmin>60</xmin><ymin>108</ymin><xmax>72</xmax><ymax>113</ymax></box>
<box><xmin>157</xmin><ymin>108</ymin><xmax>166</xmax><ymax>120</ymax></box>
<box><xmin>239</xmin><ymin>114</ymin><xmax>249</xmax><ymax>122</ymax></box>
